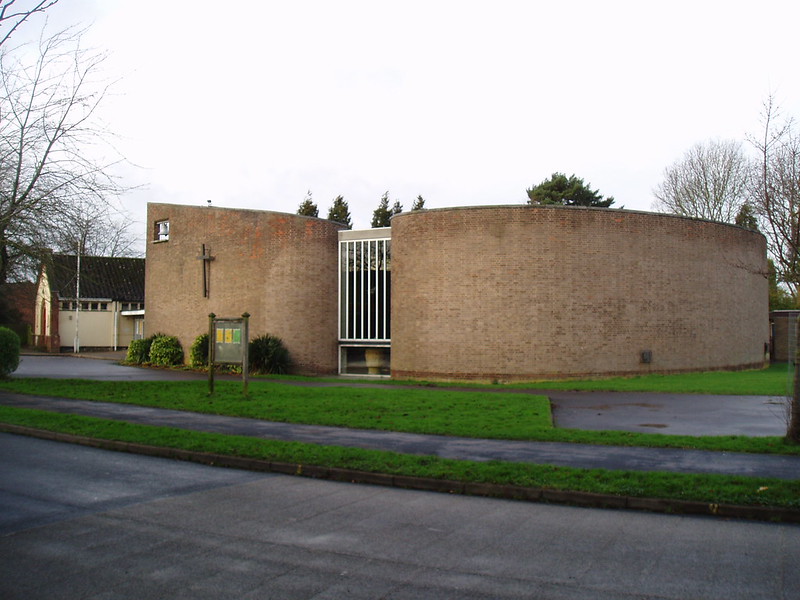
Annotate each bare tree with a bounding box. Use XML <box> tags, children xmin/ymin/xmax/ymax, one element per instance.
<box><xmin>0</xmin><ymin>25</ymin><xmax>130</xmax><ymax>282</ymax></box>
<box><xmin>748</xmin><ymin>95</ymin><xmax>800</xmax><ymax>443</ymax></box>
<box><xmin>0</xmin><ymin>0</ymin><xmax>60</xmax><ymax>47</ymax></box>
<box><xmin>653</xmin><ymin>139</ymin><xmax>752</xmax><ymax>223</ymax></box>
<box><xmin>749</xmin><ymin>95</ymin><xmax>800</xmax><ymax>297</ymax></box>
<box><xmin>49</xmin><ymin>199</ymin><xmax>139</xmax><ymax>257</ymax></box>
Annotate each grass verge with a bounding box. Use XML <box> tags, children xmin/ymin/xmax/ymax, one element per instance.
<box><xmin>1</xmin><ymin>405</ymin><xmax>798</xmax><ymax>511</ymax></box>
<box><xmin>510</xmin><ymin>362</ymin><xmax>793</xmax><ymax>395</ymax></box>
<box><xmin>257</xmin><ymin>362</ymin><xmax>793</xmax><ymax>396</ymax></box>
<box><xmin>1</xmin><ymin>377</ymin><xmax>798</xmax><ymax>455</ymax></box>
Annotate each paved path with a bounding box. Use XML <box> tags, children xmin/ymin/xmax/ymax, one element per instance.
<box><xmin>5</xmin><ymin>354</ymin><xmax>798</xmax><ymax>481</ymax></box>
<box><xmin>2</xmin><ymin>391</ymin><xmax>799</xmax><ymax>480</ymax></box>
<box><xmin>549</xmin><ymin>390</ymin><xmax>788</xmax><ymax>437</ymax></box>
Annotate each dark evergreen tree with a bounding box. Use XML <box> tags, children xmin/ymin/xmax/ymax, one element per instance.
<box><xmin>297</xmin><ymin>190</ymin><xmax>319</xmax><ymax>217</ymax></box>
<box><xmin>526</xmin><ymin>173</ymin><xmax>614</xmax><ymax>208</ymax></box>
<box><xmin>735</xmin><ymin>203</ymin><xmax>758</xmax><ymax>231</ymax></box>
<box><xmin>327</xmin><ymin>195</ymin><xmax>352</xmax><ymax>229</ymax></box>
<box><xmin>371</xmin><ymin>192</ymin><xmax>393</xmax><ymax>227</ymax></box>
<box><xmin>412</xmin><ymin>195</ymin><xmax>425</xmax><ymax>210</ymax></box>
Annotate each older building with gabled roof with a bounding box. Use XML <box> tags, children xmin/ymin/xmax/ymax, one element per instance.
<box><xmin>34</xmin><ymin>254</ymin><xmax>145</xmax><ymax>352</ymax></box>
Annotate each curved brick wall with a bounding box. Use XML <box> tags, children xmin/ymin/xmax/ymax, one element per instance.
<box><xmin>145</xmin><ymin>203</ymin><xmax>344</xmax><ymax>374</ymax></box>
<box><xmin>390</xmin><ymin>206</ymin><xmax>769</xmax><ymax>381</ymax></box>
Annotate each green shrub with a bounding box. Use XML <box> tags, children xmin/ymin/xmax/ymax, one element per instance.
<box><xmin>125</xmin><ymin>338</ymin><xmax>150</xmax><ymax>364</ymax></box>
<box><xmin>0</xmin><ymin>326</ymin><xmax>20</xmax><ymax>378</ymax></box>
<box><xmin>249</xmin><ymin>334</ymin><xmax>290</xmax><ymax>374</ymax></box>
<box><xmin>148</xmin><ymin>335</ymin><xmax>184</xmax><ymax>366</ymax></box>
<box><xmin>190</xmin><ymin>333</ymin><xmax>209</xmax><ymax>368</ymax></box>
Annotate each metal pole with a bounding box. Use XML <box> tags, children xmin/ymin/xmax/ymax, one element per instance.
<box><xmin>208</xmin><ymin>313</ymin><xmax>215</xmax><ymax>395</ymax></box>
<box><xmin>74</xmin><ymin>251</ymin><xmax>81</xmax><ymax>353</ymax></box>
<box><xmin>242</xmin><ymin>312</ymin><xmax>250</xmax><ymax>396</ymax></box>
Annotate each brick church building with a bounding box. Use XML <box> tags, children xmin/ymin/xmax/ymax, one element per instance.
<box><xmin>145</xmin><ymin>202</ymin><xmax>769</xmax><ymax>381</ymax></box>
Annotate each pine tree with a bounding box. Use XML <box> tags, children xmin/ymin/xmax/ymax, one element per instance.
<box><xmin>735</xmin><ymin>203</ymin><xmax>758</xmax><ymax>230</ymax></box>
<box><xmin>412</xmin><ymin>195</ymin><xmax>425</xmax><ymax>210</ymax></box>
<box><xmin>327</xmin><ymin>195</ymin><xmax>352</xmax><ymax>229</ymax></box>
<box><xmin>527</xmin><ymin>173</ymin><xmax>614</xmax><ymax>208</ymax></box>
<box><xmin>371</xmin><ymin>192</ymin><xmax>393</xmax><ymax>228</ymax></box>
<box><xmin>297</xmin><ymin>190</ymin><xmax>319</xmax><ymax>217</ymax></box>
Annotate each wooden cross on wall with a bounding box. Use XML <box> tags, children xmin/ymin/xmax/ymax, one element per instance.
<box><xmin>197</xmin><ymin>244</ymin><xmax>215</xmax><ymax>297</ymax></box>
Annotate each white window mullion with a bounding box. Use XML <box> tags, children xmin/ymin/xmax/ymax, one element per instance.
<box><xmin>382</xmin><ymin>240</ymin><xmax>388</xmax><ymax>341</ymax></box>
<box><xmin>340</xmin><ymin>241</ymin><xmax>347</xmax><ymax>339</ymax></box>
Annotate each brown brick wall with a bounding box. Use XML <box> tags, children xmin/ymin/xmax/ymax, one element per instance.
<box><xmin>770</xmin><ymin>311</ymin><xmax>800</xmax><ymax>361</ymax></box>
<box><xmin>145</xmin><ymin>203</ymin><xmax>344</xmax><ymax>374</ymax></box>
<box><xmin>390</xmin><ymin>206</ymin><xmax>769</xmax><ymax>381</ymax></box>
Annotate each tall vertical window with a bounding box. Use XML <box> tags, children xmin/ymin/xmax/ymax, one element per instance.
<box><xmin>339</xmin><ymin>236</ymin><xmax>391</xmax><ymax>342</ymax></box>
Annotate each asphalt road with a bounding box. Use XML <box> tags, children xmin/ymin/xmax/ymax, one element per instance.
<box><xmin>2</xmin><ymin>433</ymin><xmax>798</xmax><ymax>600</ymax></box>
<box><xmin>13</xmin><ymin>353</ymin><xmax>206</xmax><ymax>381</ymax></box>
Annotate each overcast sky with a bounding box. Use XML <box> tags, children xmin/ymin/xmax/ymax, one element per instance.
<box><xmin>36</xmin><ymin>0</ymin><xmax>800</xmax><ymax>244</ymax></box>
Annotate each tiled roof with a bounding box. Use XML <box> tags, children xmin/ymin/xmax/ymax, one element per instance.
<box><xmin>49</xmin><ymin>255</ymin><xmax>145</xmax><ymax>302</ymax></box>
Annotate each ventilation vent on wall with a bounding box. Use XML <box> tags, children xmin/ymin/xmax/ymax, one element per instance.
<box><xmin>640</xmin><ymin>350</ymin><xmax>652</xmax><ymax>364</ymax></box>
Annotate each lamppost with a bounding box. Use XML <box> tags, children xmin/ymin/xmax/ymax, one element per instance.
<box><xmin>73</xmin><ymin>230</ymin><xmax>87</xmax><ymax>354</ymax></box>
<box><xmin>73</xmin><ymin>249</ymin><xmax>80</xmax><ymax>353</ymax></box>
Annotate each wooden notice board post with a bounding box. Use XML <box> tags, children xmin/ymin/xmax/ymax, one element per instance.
<box><xmin>208</xmin><ymin>312</ymin><xmax>250</xmax><ymax>395</ymax></box>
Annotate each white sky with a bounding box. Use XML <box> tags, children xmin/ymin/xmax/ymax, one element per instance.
<box><xmin>35</xmin><ymin>0</ymin><xmax>800</xmax><ymax>244</ymax></box>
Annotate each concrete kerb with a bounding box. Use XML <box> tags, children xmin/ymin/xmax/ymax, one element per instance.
<box><xmin>2</xmin><ymin>421</ymin><xmax>798</xmax><ymax>525</ymax></box>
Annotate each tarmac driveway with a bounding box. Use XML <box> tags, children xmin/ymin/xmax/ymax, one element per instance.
<box><xmin>14</xmin><ymin>353</ymin><xmax>206</xmax><ymax>381</ymax></box>
<box><xmin>549</xmin><ymin>391</ymin><xmax>788</xmax><ymax>437</ymax></box>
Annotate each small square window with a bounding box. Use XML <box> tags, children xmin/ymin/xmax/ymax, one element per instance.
<box><xmin>155</xmin><ymin>220</ymin><xmax>170</xmax><ymax>242</ymax></box>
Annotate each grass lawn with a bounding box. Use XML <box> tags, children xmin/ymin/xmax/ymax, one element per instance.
<box><xmin>510</xmin><ymin>362</ymin><xmax>794</xmax><ymax>396</ymax></box>
<box><xmin>2</xmin><ymin>405</ymin><xmax>798</xmax><ymax>510</ymax></box>
<box><xmin>273</xmin><ymin>362</ymin><xmax>793</xmax><ymax>396</ymax></box>
<box><xmin>0</xmin><ymin>373</ymin><xmax>798</xmax><ymax>455</ymax></box>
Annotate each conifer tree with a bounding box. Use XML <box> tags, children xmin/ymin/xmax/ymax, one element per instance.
<box><xmin>527</xmin><ymin>173</ymin><xmax>614</xmax><ymax>208</ymax></box>
<box><xmin>327</xmin><ymin>195</ymin><xmax>352</xmax><ymax>229</ymax></box>
<box><xmin>371</xmin><ymin>192</ymin><xmax>392</xmax><ymax>227</ymax></box>
<box><xmin>297</xmin><ymin>190</ymin><xmax>319</xmax><ymax>217</ymax></box>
